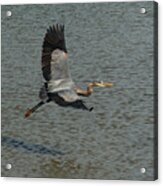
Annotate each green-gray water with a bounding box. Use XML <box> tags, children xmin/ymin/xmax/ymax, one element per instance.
<box><xmin>1</xmin><ymin>1</ymin><xmax>157</xmax><ymax>180</ymax></box>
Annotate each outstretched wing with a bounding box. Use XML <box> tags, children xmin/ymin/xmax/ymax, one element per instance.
<box><xmin>41</xmin><ymin>24</ymin><xmax>78</xmax><ymax>103</ymax></box>
<box><xmin>41</xmin><ymin>24</ymin><xmax>68</xmax><ymax>81</ymax></box>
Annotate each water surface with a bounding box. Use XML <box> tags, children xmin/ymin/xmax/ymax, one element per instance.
<box><xmin>1</xmin><ymin>2</ymin><xmax>156</xmax><ymax>180</ymax></box>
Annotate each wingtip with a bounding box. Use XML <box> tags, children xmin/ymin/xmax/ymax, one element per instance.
<box><xmin>46</xmin><ymin>24</ymin><xmax>65</xmax><ymax>34</ymax></box>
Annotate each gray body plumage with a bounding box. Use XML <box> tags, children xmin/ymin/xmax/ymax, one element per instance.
<box><xmin>40</xmin><ymin>49</ymin><xmax>80</xmax><ymax>103</ymax></box>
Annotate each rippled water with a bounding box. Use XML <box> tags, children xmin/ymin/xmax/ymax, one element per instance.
<box><xmin>1</xmin><ymin>2</ymin><xmax>157</xmax><ymax>180</ymax></box>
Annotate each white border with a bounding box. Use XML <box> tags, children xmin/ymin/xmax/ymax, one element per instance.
<box><xmin>0</xmin><ymin>0</ymin><xmax>157</xmax><ymax>5</ymax></box>
<box><xmin>1</xmin><ymin>0</ymin><xmax>162</xmax><ymax>186</ymax></box>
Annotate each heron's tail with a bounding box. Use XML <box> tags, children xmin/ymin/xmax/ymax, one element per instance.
<box><xmin>24</xmin><ymin>101</ymin><xmax>45</xmax><ymax>118</ymax></box>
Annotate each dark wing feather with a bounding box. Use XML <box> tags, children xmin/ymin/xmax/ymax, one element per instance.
<box><xmin>41</xmin><ymin>24</ymin><xmax>67</xmax><ymax>81</ymax></box>
<box><xmin>48</xmin><ymin>90</ymin><xmax>91</xmax><ymax>111</ymax></box>
<box><xmin>58</xmin><ymin>90</ymin><xmax>91</xmax><ymax>110</ymax></box>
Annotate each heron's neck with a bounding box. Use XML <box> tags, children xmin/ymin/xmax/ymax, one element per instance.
<box><xmin>75</xmin><ymin>82</ymin><xmax>98</xmax><ymax>97</ymax></box>
<box><xmin>87</xmin><ymin>83</ymin><xmax>96</xmax><ymax>95</ymax></box>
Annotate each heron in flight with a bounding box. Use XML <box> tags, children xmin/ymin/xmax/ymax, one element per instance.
<box><xmin>25</xmin><ymin>24</ymin><xmax>113</xmax><ymax>118</ymax></box>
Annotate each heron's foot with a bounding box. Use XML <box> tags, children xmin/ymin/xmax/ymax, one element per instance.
<box><xmin>24</xmin><ymin>109</ymin><xmax>33</xmax><ymax>118</ymax></box>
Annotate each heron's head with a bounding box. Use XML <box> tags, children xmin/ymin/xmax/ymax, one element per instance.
<box><xmin>93</xmin><ymin>81</ymin><xmax>113</xmax><ymax>87</ymax></box>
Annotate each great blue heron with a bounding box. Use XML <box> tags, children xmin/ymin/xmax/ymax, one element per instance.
<box><xmin>25</xmin><ymin>24</ymin><xmax>113</xmax><ymax>118</ymax></box>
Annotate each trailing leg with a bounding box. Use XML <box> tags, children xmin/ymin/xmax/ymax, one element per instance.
<box><xmin>24</xmin><ymin>99</ymin><xmax>51</xmax><ymax>118</ymax></box>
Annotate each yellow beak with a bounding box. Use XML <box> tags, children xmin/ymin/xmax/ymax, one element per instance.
<box><xmin>95</xmin><ymin>81</ymin><xmax>113</xmax><ymax>87</ymax></box>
